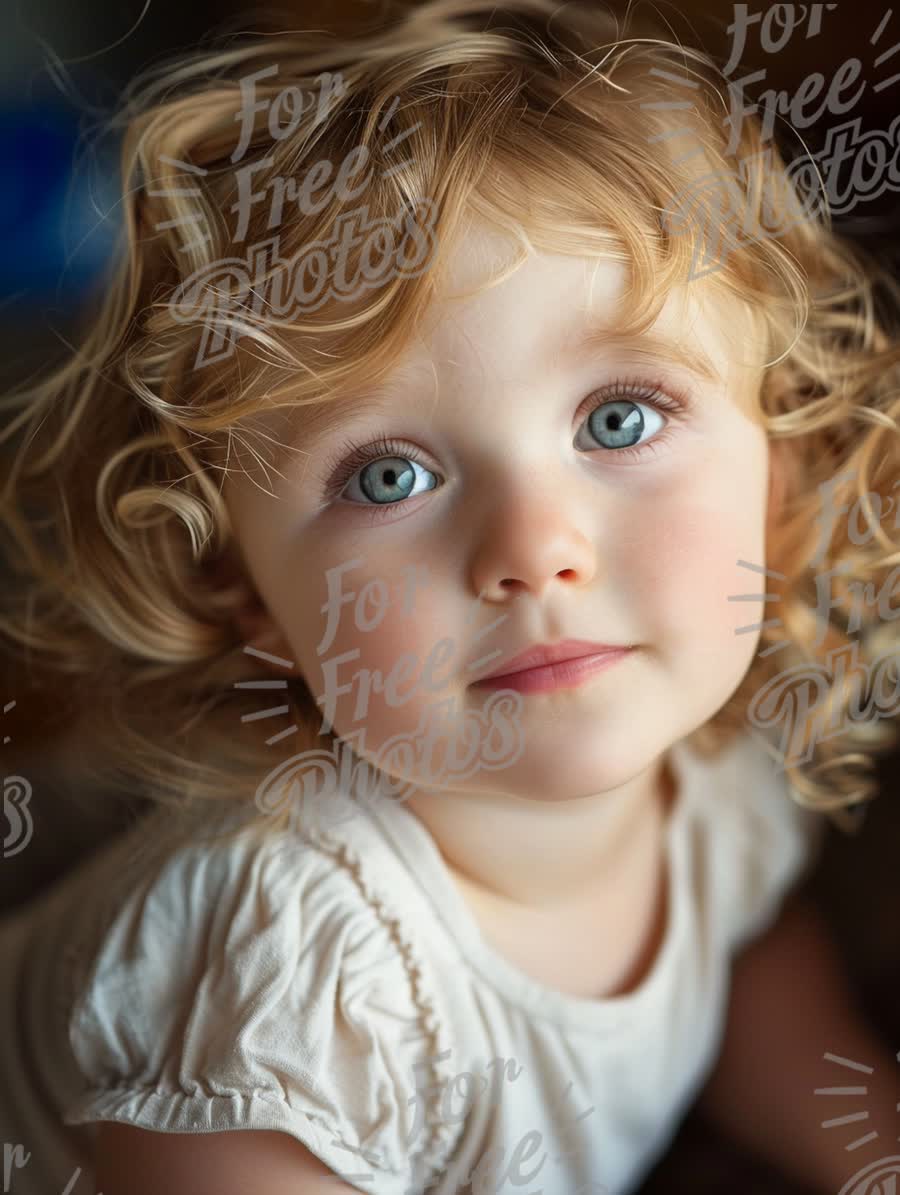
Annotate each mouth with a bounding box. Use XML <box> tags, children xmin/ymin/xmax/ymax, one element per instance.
<box><xmin>471</xmin><ymin>640</ymin><xmax>634</xmax><ymax>695</ymax></box>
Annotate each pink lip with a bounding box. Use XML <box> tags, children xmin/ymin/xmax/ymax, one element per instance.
<box><xmin>472</xmin><ymin>639</ymin><xmax>634</xmax><ymax>695</ymax></box>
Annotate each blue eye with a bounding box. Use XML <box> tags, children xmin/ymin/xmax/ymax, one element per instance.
<box><xmin>344</xmin><ymin>455</ymin><xmax>438</xmax><ymax>505</ymax></box>
<box><xmin>321</xmin><ymin>380</ymin><xmax>689</xmax><ymax>512</ymax></box>
<box><xmin>575</xmin><ymin>397</ymin><xmax>667</xmax><ymax>453</ymax></box>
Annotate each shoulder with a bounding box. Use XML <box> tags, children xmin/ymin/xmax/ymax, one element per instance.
<box><xmin>63</xmin><ymin>812</ymin><xmax>460</xmax><ymax>1192</ymax></box>
<box><xmin>675</xmin><ymin>731</ymin><xmax>827</xmax><ymax>951</ymax></box>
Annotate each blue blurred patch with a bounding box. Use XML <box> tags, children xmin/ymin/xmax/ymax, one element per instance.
<box><xmin>0</xmin><ymin>102</ymin><xmax>121</xmax><ymax>309</ymax></box>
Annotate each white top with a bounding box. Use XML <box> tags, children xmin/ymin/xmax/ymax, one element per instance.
<box><xmin>0</xmin><ymin>731</ymin><xmax>825</xmax><ymax>1195</ymax></box>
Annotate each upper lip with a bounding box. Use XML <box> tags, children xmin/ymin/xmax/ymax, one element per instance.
<box><xmin>474</xmin><ymin>639</ymin><xmax>631</xmax><ymax>682</ymax></box>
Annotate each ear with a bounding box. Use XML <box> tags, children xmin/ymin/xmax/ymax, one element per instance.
<box><xmin>206</xmin><ymin>542</ymin><xmax>298</xmax><ymax>670</ymax></box>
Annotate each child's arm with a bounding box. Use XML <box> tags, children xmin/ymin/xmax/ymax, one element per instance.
<box><xmin>94</xmin><ymin>1124</ymin><xmax>363</xmax><ymax>1194</ymax></box>
<box><xmin>695</xmin><ymin>891</ymin><xmax>898</xmax><ymax>1193</ymax></box>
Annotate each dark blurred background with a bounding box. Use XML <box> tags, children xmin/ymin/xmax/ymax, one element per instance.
<box><xmin>1</xmin><ymin>2</ymin><xmax>898</xmax><ymax>1192</ymax></box>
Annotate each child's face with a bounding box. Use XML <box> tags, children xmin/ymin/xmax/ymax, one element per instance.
<box><xmin>225</xmin><ymin>222</ymin><xmax>778</xmax><ymax>801</ymax></box>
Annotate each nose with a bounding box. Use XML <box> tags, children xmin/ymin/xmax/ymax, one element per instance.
<box><xmin>469</xmin><ymin>488</ymin><xmax>598</xmax><ymax>603</ymax></box>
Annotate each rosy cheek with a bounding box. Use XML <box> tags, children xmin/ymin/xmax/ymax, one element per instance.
<box><xmin>366</xmin><ymin>591</ymin><xmax>463</xmax><ymax>700</ymax></box>
<box><xmin>301</xmin><ymin>572</ymin><xmax>462</xmax><ymax>745</ymax></box>
<box><xmin>624</xmin><ymin>485</ymin><xmax>768</xmax><ymax>645</ymax></box>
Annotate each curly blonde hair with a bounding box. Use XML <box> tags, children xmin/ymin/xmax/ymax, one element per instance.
<box><xmin>2</xmin><ymin>0</ymin><xmax>899</xmax><ymax>843</ymax></box>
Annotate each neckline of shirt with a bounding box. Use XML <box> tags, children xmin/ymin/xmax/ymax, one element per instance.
<box><xmin>352</xmin><ymin>735</ymin><xmax>714</xmax><ymax>1034</ymax></box>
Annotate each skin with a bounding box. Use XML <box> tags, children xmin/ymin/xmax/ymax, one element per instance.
<box><xmin>223</xmin><ymin>220</ymin><xmax>785</xmax><ymax>923</ymax></box>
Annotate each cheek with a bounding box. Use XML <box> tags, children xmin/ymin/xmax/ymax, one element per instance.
<box><xmin>625</xmin><ymin>453</ymin><xmax>770</xmax><ymax>649</ymax></box>
<box><xmin>294</xmin><ymin>560</ymin><xmax>461</xmax><ymax>746</ymax></box>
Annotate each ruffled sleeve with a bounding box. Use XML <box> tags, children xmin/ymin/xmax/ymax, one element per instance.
<box><xmin>62</xmin><ymin>820</ymin><xmax>458</xmax><ymax>1194</ymax></box>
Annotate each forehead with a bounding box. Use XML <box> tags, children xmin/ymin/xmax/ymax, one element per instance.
<box><xmin>408</xmin><ymin>220</ymin><xmax>765</xmax><ymax>388</ymax></box>
<box><xmin>224</xmin><ymin>223</ymin><xmax>769</xmax><ymax>478</ymax></box>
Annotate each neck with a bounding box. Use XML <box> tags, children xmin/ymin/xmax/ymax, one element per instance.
<box><xmin>402</xmin><ymin>750</ymin><xmax>676</xmax><ymax>911</ymax></box>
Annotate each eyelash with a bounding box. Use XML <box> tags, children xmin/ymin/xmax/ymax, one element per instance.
<box><xmin>319</xmin><ymin>376</ymin><xmax>694</xmax><ymax>512</ymax></box>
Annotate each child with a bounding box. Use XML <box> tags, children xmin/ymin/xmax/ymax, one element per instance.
<box><xmin>2</xmin><ymin>1</ymin><xmax>899</xmax><ymax>1192</ymax></box>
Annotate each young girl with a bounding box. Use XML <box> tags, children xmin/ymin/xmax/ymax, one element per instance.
<box><xmin>2</xmin><ymin>1</ymin><xmax>899</xmax><ymax>1192</ymax></box>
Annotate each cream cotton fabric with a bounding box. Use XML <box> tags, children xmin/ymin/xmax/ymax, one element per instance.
<box><xmin>0</xmin><ymin>730</ymin><xmax>825</xmax><ymax>1195</ymax></box>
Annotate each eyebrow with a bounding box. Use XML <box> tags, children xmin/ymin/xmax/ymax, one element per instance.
<box><xmin>281</xmin><ymin>389</ymin><xmax>399</xmax><ymax>458</ymax></box>
<box><xmin>286</xmin><ymin>328</ymin><xmax>723</xmax><ymax>458</ymax></box>
<box><xmin>567</xmin><ymin>327</ymin><xmax>724</xmax><ymax>385</ymax></box>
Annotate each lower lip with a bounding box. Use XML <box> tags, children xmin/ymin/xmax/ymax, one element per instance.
<box><xmin>472</xmin><ymin>649</ymin><xmax>633</xmax><ymax>695</ymax></box>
